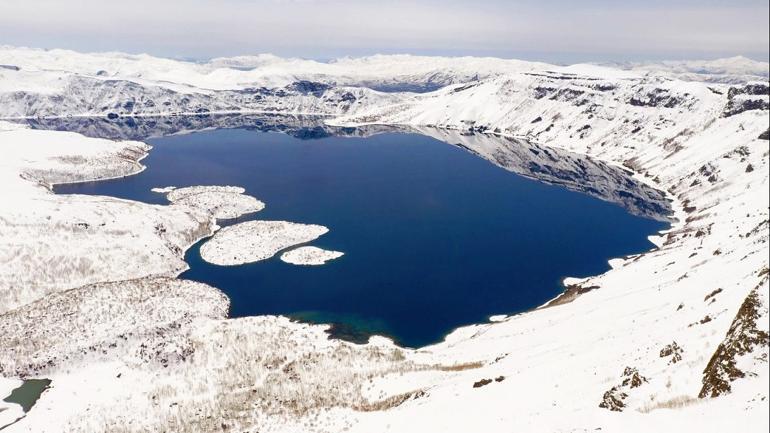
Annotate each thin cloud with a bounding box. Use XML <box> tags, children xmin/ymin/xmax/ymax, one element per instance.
<box><xmin>0</xmin><ymin>0</ymin><xmax>767</xmax><ymax>61</ymax></box>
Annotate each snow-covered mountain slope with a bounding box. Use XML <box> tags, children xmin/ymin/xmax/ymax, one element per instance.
<box><xmin>331</xmin><ymin>69</ymin><xmax>767</xmax><ymax>135</ymax></box>
<box><xmin>328</xmin><ymin>58</ymin><xmax>770</xmax><ymax>431</ymax></box>
<box><xmin>402</xmin><ymin>126</ymin><xmax>673</xmax><ymax>221</ymax></box>
<box><xmin>605</xmin><ymin>56</ymin><xmax>770</xmax><ymax>84</ymax></box>
<box><xmin>1</xmin><ymin>46</ymin><xmax>766</xmax><ymax>120</ymax></box>
<box><xmin>0</xmin><ymin>122</ymin><xmax>215</xmax><ymax>313</ymax></box>
<box><xmin>0</xmin><ymin>46</ymin><xmax>549</xmax><ymax>99</ymax></box>
<box><xmin>0</xmin><ymin>47</ymin><xmax>768</xmax><ymax>433</ymax></box>
<box><xmin>0</xmin><ymin>70</ymin><xmax>403</xmax><ymax>119</ymax></box>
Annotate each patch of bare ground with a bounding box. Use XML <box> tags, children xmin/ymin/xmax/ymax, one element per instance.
<box><xmin>699</xmin><ymin>272</ymin><xmax>770</xmax><ymax>398</ymax></box>
<box><xmin>638</xmin><ymin>395</ymin><xmax>700</xmax><ymax>413</ymax></box>
<box><xmin>599</xmin><ymin>367</ymin><xmax>648</xmax><ymax>411</ymax></box>
<box><xmin>599</xmin><ymin>387</ymin><xmax>628</xmax><ymax>412</ymax></box>
<box><xmin>472</xmin><ymin>376</ymin><xmax>505</xmax><ymax>388</ymax></box>
<box><xmin>354</xmin><ymin>390</ymin><xmax>427</xmax><ymax>411</ymax></box>
<box><xmin>704</xmin><ymin>288</ymin><xmax>723</xmax><ymax>303</ymax></box>
<box><xmin>435</xmin><ymin>361</ymin><xmax>484</xmax><ymax>372</ymax></box>
<box><xmin>543</xmin><ymin>284</ymin><xmax>600</xmax><ymax>307</ymax></box>
<box><xmin>660</xmin><ymin>342</ymin><xmax>684</xmax><ymax>364</ymax></box>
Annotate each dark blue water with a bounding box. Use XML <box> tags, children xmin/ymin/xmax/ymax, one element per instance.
<box><xmin>57</xmin><ymin>128</ymin><xmax>668</xmax><ymax>347</ymax></box>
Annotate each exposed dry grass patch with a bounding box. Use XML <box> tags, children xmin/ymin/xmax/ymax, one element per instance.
<box><xmin>638</xmin><ymin>395</ymin><xmax>700</xmax><ymax>413</ymax></box>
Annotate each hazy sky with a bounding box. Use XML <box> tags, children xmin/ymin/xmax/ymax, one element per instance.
<box><xmin>1</xmin><ymin>0</ymin><xmax>768</xmax><ymax>63</ymax></box>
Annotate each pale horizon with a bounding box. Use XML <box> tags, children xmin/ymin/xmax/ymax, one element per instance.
<box><xmin>1</xmin><ymin>0</ymin><xmax>768</xmax><ymax>64</ymax></box>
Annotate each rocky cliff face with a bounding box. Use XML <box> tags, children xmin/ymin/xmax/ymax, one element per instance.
<box><xmin>0</xmin><ymin>74</ymin><xmax>402</xmax><ymax>119</ymax></box>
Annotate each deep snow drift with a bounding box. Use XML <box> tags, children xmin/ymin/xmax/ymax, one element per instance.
<box><xmin>0</xmin><ymin>47</ymin><xmax>768</xmax><ymax>433</ymax></box>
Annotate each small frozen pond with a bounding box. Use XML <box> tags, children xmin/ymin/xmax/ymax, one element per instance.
<box><xmin>2</xmin><ymin>379</ymin><xmax>51</xmax><ymax>413</ymax></box>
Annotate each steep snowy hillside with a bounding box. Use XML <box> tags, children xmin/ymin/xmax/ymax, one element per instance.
<box><xmin>0</xmin><ymin>47</ymin><xmax>768</xmax><ymax>433</ymax></box>
<box><xmin>331</xmin><ymin>60</ymin><xmax>770</xmax><ymax>431</ymax></box>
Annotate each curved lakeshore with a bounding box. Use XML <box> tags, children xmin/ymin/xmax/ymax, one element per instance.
<box><xmin>57</xmin><ymin>125</ymin><xmax>670</xmax><ymax>348</ymax></box>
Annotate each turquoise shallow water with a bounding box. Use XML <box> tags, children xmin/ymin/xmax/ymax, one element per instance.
<box><xmin>56</xmin><ymin>126</ymin><xmax>669</xmax><ymax>347</ymax></box>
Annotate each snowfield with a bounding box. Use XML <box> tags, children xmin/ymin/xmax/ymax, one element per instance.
<box><xmin>0</xmin><ymin>122</ymin><xmax>215</xmax><ymax>314</ymax></box>
<box><xmin>0</xmin><ymin>47</ymin><xmax>768</xmax><ymax>433</ymax></box>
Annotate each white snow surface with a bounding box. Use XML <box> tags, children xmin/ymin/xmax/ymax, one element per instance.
<box><xmin>280</xmin><ymin>246</ymin><xmax>344</xmax><ymax>266</ymax></box>
<box><xmin>200</xmin><ymin>220</ymin><xmax>330</xmax><ymax>266</ymax></box>
<box><xmin>0</xmin><ymin>377</ymin><xmax>24</xmax><ymax>429</ymax></box>
<box><xmin>0</xmin><ymin>122</ymin><xmax>216</xmax><ymax>313</ymax></box>
<box><xmin>0</xmin><ymin>46</ymin><xmax>766</xmax><ymax>120</ymax></box>
<box><xmin>605</xmin><ymin>56</ymin><xmax>770</xmax><ymax>84</ymax></box>
<box><xmin>0</xmin><ymin>46</ymin><xmax>549</xmax><ymax>92</ymax></box>
<box><xmin>0</xmin><ymin>47</ymin><xmax>768</xmax><ymax>433</ymax></box>
<box><xmin>163</xmin><ymin>185</ymin><xmax>265</xmax><ymax>220</ymax></box>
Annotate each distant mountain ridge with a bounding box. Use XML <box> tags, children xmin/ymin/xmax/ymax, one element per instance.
<box><xmin>0</xmin><ymin>46</ymin><xmax>767</xmax><ymax>123</ymax></box>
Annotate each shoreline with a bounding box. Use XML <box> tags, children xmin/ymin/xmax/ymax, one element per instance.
<box><xmin>0</xmin><ymin>109</ymin><xmax>336</xmax><ymax>122</ymax></box>
<box><xmin>45</xmin><ymin>120</ymin><xmax>674</xmax><ymax>349</ymax></box>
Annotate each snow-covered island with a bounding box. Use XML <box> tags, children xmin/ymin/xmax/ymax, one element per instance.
<box><xmin>200</xmin><ymin>220</ymin><xmax>330</xmax><ymax>266</ymax></box>
<box><xmin>0</xmin><ymin>47</ymin><xmax>767</xmax><ymax>433</ymax></box>
<box><xmin>280</xmin><ymin>246</ymin><xmax>345</xmax><ymax>266</ymax></box>
<box><xmin>162</xmin><ymin>185</ymin><xmax>265</xmax><ymax>220</ymax></box>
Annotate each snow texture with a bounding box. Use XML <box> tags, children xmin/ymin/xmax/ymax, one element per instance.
<box><xmin>164</xmin><ymin>185</ymin><xmax>265</xmax><ymax>220</ymax></box>
<box><xmin>200</xmin><ymin>220</ymin><xmax>330</xmax><ymax>266</ymax></box>
<box><xmin>280</xmin><ymin>246</ymin><xmax>344</xmax><ymax>266</ymax></box>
